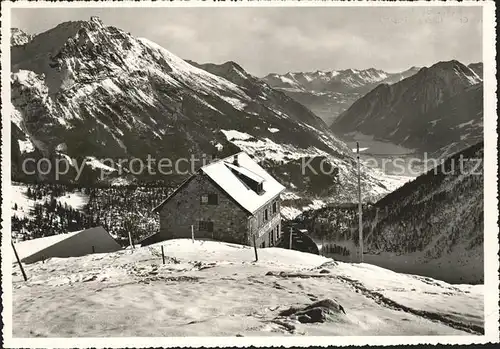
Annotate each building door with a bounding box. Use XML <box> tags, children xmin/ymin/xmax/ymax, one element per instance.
<box><xmin>198</xmin><ymin>220</ymin><xmax>214</xmax><ymax>239</ymax></box>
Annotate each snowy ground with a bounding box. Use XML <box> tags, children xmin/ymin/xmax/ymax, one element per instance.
<box><xmin>11</xmin><ymin>183</ymin><xmax>89</xmax><ymax>219</ymax></box>
<box><xmin>12</xmin><ymin>239</ymin><xmax>483</xmax><ymax>337</ymax></box>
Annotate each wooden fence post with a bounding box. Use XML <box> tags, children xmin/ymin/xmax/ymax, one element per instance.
<box><xmin>161</xmin><ymin>245</ymin><xmax>165</xmax><ymax>265</ymax></box>
<box><xmin>253</xmin><ymin>234</ymin><xmax>258</xmax><ymax>262</ymax></box>
<box><xmin>191</xmin><ymin>225</ymin><xmax>194</xmax><ymax>243</ymax></box>
<box><xmin>11</xmin><ymin>240</ymin><xmax>27</xmax><ymax>281</ymax></box>
<box><xmin>92</xmin><ymin>245</ymin><xmax>95</xmax><ymax>254</ymax></box>
<box><xmin>128</xmin><ymin>230</ymin><xmax>135</xmax><ymax>249</ymax></box>
<box><xmin>289</xmin><ymin>227</ymin><xmax>293</xmax><ymax>249</ymax></box>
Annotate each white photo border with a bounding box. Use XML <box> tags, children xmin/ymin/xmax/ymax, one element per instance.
<box><xmin>1</xmin><ymin>0</ymin><xmax>498</xmax><ymax>347</ymax></box>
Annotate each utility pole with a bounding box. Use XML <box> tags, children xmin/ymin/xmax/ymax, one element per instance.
<box><xmin>253</xmin><ymin>234</ymin><xmax>258</xmax><ymax>262</ymax></box>
<box><xmin>356</xmin><ymin>142</ymin><xmax>363</xmax><ymax>263</ymax></box>
<box><xmin>128</xmin><ymin>229</ymin><xmax>134</xmax><ymax>249</ymax></box>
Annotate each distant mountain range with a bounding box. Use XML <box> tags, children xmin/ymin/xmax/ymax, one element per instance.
<box><xmin>331</xmin><ymin>60</ymin><xmax>483</xmax><ymax>159</ymax></box>
<box><xmin>263</xmin><ymin>67</ymin><xmax>421</xmax><ymax>94</ymax></box>
<box><xmin>262</xmin><ymin>67</ymin><xmax>421</xmax><ymax>124</ymax></box>
<box><xmin>10</xmin><ymin>21</ymin><xmax>399</xmax><ymax>209</ymax></box>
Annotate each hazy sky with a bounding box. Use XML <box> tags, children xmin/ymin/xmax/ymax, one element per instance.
<box><xmin>11</xmin><ymin>6</ymin><xmax>483</xmax><ymax>76</ymax></box>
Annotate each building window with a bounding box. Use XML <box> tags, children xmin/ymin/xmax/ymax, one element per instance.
<box><xmin>272</xmin><ymin>201</ymin><xmax>277</xmax><ymax>214</ymax></box>
<box><xmin>201</xmin><ymin>194</ymin><xmax>218</xmax><ymax>205</ymax></box>
<box><xmin>264</xmin><ymin>209</ymin><xmax>268</xmax><ymax>221</ymax></box>
<box><xmin>199</xmin><ymin>221</ymin><xmax>214</xmax><ymax>232</ymax></box>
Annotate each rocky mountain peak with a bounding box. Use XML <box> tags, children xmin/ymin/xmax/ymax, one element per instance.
<box><xmin>90</xmin><ymin>16</ymin><xmax>104</xmax><ymax>26</ymax></box>
<box><xmin>11</xmin><ymin>28</ymin><xmax>33</xmax><ymax>46</ymax></box>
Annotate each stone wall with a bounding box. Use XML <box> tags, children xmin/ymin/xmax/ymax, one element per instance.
<box><xmin>249</xmin><ymin>197</ymin><xmax>282</xmax><ymax>248</ymax></box>
<box><xmin>158</xmin><ymin>172</ymin><xmax>283</xmax><ymax>247</ymax></box>
<box><xmin>158</xmin><ymin>173</ymin><xmax>250</xmax><ymax>245</ymax></box>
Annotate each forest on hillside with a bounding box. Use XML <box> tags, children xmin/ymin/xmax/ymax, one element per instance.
<box><xmin>11</xmin><ymin>183</ymin><xmax>174</xmax><ymax>246</ymax></box>
<box><xmin>291</xmin><ymin>142</ymin><xmax>484</xmax><ymax>265</ymax></box>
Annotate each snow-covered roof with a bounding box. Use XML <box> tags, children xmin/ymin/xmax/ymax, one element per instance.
<box><xmin>153</xmin><ymin>152</ymin><xmax>286</xmax><ymax>215</ymax></box>
<box><xmin>12</xmin><ymin>226</ymin><xmax>120</xmax><ymax>264</ymax></box>
<box><xmin>201</xmin><ymin>152</ymin><xmax>286</xmax><ymax>214</ymax></box>
<box><xmin>223</xmin><ymin>161</ymin><xmax>265</xmax><ymax>184</ymax></box>
<box><xmin>12</xmin><ymin>230</ymin><xmax>82</xmax><ymax>263</ymax></box>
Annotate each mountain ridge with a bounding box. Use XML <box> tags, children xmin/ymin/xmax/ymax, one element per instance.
<box><xmin>293</xmin><ymin>142</ymin><xmax>484</xmax><ymax>284</ymax></box>
<box><xmin>262</xmin><ymin>66</ymin><xmax>420</xmax><ymax>125</ymax></box>
<box><xmin>331</xmin><ymin>59</ymin><xmax>483</xmax><ymax>156</ymax></box>
<box><xmin>10</xmin><ymin>17</ymin><xmax>402</xmax><ymax>211</ymax></box>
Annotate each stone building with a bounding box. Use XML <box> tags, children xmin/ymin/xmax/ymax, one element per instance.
<box><xmin>142</xmin><ymin>152</ymin><xmax>286</xmax><ymax>247</ymax></box>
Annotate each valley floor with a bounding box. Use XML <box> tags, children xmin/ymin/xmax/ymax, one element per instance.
<box><xmin>340</xmin><ymin>132</ymin><xmax>424</xmax><ymax>177</ymax></box>
<box><xmin>12</xmin><ymin>240</ymin><xmax>483</xmax><ymax>337</ymax></box>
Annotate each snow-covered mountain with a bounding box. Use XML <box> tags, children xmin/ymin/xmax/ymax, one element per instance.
<box><xmin>11</xmin><ymin>28</ymin><xmax>33</xmax><ymax>46</ymax></box>
<box><xmin>185</xmin><ymin>60</ymin><xmax>326</xmax><ymax>130</ymax></box>
<box><xmin>294</xmin><ymin>142</ymin><xmax>484</xmax><ymax>284</ymax></box>
<box><xmin>468</xmin><ymin>62</ymin><xmax>483</xmax><ymax>79</ymax></box>
<box><xmin>262</xmin><ymin>67</ymin><xmax>420</xmax><ymax>125</ymax></box>
<box><xmin>262</xmin><ymin>68</ymin><xmax>409</xmax><ymax>94</ymax></box>
<box><xmin>10</xmin><ymin>17</ymin><xmax>402</xmax><ymax>208</ymax></box>
<box><xmin>331</xmin><ymin>60</ymin><xmax>483</xmax><ymax>157</ymax></box>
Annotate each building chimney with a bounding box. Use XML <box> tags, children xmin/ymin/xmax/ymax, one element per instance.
<box><xmin>233</xmin><ymin>154</ymin><xmax>239</xmax><ymax>166</ymax></box>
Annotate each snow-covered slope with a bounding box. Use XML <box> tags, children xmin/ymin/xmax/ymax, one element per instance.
<box><xmin>10</xmin><ymin>17</ymin><xmax>405</xmax><ymax>209</ymax></box>
<box><xmin>332</xmin><ymin>60</ymin><xmax>483</xmax><ymax>157</ymax></box>
<box><xmin>11</xmin><ymin>182</ymin><xmax>88</xmax><ymax>220</ymax></box>
<box><xmin>262</xmin><ymin>67</ymin><xmax>420</xmax><ymax>125</ymax></box>
<box><xmin>12</xmin><ymin>239</ymin><xmax>483</xmax><ymax>337</ymax></box>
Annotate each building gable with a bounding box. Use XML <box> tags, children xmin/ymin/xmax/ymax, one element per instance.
<box><xmin>153</xmin><ymin>152</ymin><xmax>285</xmax><ymax>215</ymax></box>
<box><xmin>156</xmin><ymin>173</ymin><xmax>252</xmax><ymax>244</ymax></box>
